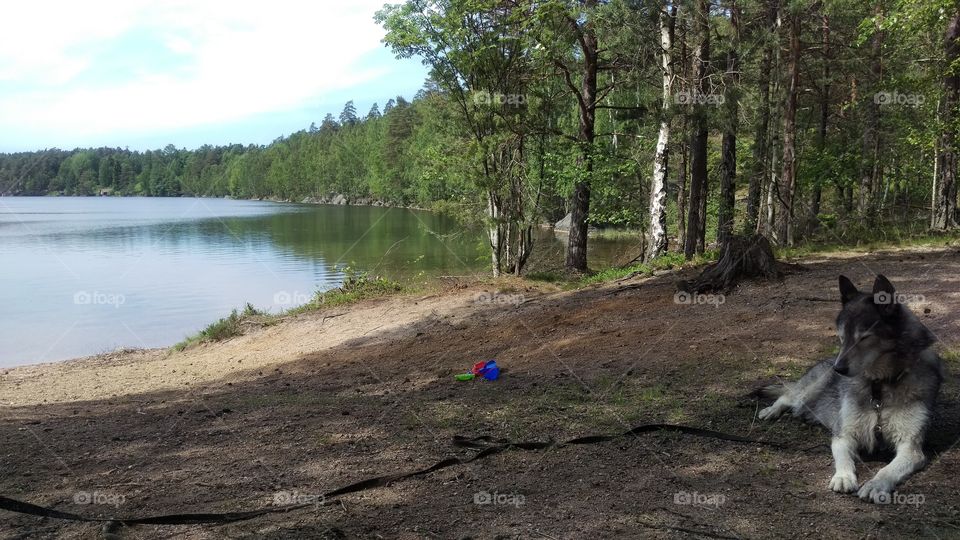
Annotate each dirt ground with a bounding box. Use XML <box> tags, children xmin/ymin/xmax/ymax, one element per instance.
<box><xmin>2</xmin><ymin>247</ymin><xmax>960</xmax><ymax>539</ymax></box>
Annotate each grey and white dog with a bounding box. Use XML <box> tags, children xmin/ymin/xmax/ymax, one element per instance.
<box><xmin>757</xmin><ymin>274</ymin><xmax>943</xmax><ymax>503</ymax></box>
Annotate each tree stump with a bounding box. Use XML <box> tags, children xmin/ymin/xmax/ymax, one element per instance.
<box><xmin>677</xmin><ymin>235</ymin><xmax>781</xmax><ymax>294</ymax></box>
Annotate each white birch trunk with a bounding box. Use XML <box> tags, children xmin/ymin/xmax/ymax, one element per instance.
<box><xmin>646</xmin><ymin>4</ymin><xmax>674</xmax><ymax>261</ymax></box>
<box><xmin>487</xmin><ymin>190</ymin><xmax>501</xmax><ymax>277</ymax></box>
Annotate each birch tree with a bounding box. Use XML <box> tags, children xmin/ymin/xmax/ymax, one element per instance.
<box><xmin>646</xmin><ymin>3</ymin><xmax>677</xmax><ymax>261</ymax></box>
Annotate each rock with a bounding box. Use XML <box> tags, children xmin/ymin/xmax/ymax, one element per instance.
<box><xmin>331</xmin><ymin>194</ymin><xmax>347</xmax><ymax>205</ymax></box>
<box><xmin>554</xmin><ymin>212</ymin><xmax>572</xmax><ymax>231</ymax></box>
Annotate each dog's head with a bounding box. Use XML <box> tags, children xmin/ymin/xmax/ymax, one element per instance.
<box><xmin>833</xmin><ymin>274</ymin><xmax>934</xmax><ymax>380</ymax></box>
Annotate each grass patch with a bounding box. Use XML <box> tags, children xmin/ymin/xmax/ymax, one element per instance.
<box><xmin>173</xmin><ymin>273</ymin><xmax>405</xmax><ymax>352</ymax></box>
<box><xmin>286</xmin><ymin>273</ymin><xmax>404</xmax><ymax>315</ymax></box>
<box><xmin>576</xmin><ymin>250</ymin><xmax>717</xmax><ymax>286</ymax></box>
<box><xmin>536</xmin><ymin>224</ymin><xmax>960</xmax><ymax>289</ymax></box>
<box><xmin>174</xmin><ymin>303</ymin><xmax>267</xmax><ymax>351</ymax></box>
<box><xmin>760</xmin><ymin>360</ymin><xmax>809</xmax><ymax>380</ymax></box>
<box><xmin>587</xmin><ymin>228</ymin><xmax>644</xmax><ymax>240</ymax></box>
<box><xmin>779</xmin><ymin>224</ymin><xmax>960</xmax><ymax>260</ymax></box>
<box><xmin>942</xmin><ymin>348</ymin><xmax>960</xmax><ymax>369</ymax></box>
<box><xmin>525</xmin><ymin>270</ymin><xmax>565</xmax><ymax>282</ymax></box>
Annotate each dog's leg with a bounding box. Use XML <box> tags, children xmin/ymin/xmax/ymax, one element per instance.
<box><xmin>758</xmin><ymin>395</ymin><xmax>791</xmax><ymax>420</ymax></box>
<box><xmin>857</xmin><ymin>440</ymin><xmax>926</xmax><ymax>503</ymax></box>
<box><xmin>828</xmin><ymin>436</ymin><xmax>859</xmax><ymax>493</ymax></box>
<box><xmin>857</xmin><ymin>403</ymin><xmax>929</xmax><ymax>503</ymax></box>
<box><xmin>760</xmin><ymin>361</ymin><xmax>834</xmax><ymax>422</ymax></box>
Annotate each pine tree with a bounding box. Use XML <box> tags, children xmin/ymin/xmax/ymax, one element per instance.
<box><xmin>339</xmin><ymin>101</ymin><xmax>358</xmax><ymax>126</ymax></box>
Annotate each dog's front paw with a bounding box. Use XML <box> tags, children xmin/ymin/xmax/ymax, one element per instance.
<box><xmin>829</xmin><ymin>472</ymin><xmax>858</xmax><ymax>493</ymax></box>
<box><xmin>758</xmin><ymin>405</ymin><xmax>784</xmax><ymax>421</ymax></box>
<box><xmin>857</xmin><ymin>478</ymin><xmax>895</xmax><ymax>503</ymax></box>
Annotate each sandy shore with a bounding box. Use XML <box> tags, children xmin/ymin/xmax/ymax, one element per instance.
<box><xmin>1</xmin><ymin>281</ymin><xmax>536</xmax><ymax>407</ymax></box>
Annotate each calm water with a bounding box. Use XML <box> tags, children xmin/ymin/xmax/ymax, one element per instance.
<box><xmin>0</xmin><ymin>197</ymin><xmax>640</xmax><ymax>366</ymax></box>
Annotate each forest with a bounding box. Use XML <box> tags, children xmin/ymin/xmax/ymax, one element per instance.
<box><xmin>1</xmin><ymin>0</ymin><xmax>956</xmax><ymax>275</ymax></box>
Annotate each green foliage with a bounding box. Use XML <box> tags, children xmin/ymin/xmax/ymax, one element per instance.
<box><xmin>171</xmin><ymin>275</ymin><xmax>406</xmax><ymax>353</ymax></box>
<box><xmin>577</xmin><ymin>251</ymin><xmax>711</xmax><ymax>286</ymax></box>
<box><xmin>174</xmin><ymin>303</ymin><xmax>266</xmax><ymax>351</ymax></box>
<box><xmin>0</xmin><ymin>94</ymin><xmax>479</xmax><ymax>209</ymax></box>
<box><xmin>777</xmin><ymin>224</ymin><xmax>960</xmax><ymax>260</ymax></box>
<box><xmin>287</xmin><ymin>273</ymin><xmax>405</xmax><ymax>314</ymax></box>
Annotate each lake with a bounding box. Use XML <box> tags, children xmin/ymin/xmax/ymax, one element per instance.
<box><xmin>0</xmin><ymin>197</ymin><xmax>641</xmax><ymax>366</ymax></box>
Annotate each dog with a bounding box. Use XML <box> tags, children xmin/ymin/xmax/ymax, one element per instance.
<box><xmin>757</xmin><ymin>274</ymin><xmax>942</xmax><ymax>503</ymax></box>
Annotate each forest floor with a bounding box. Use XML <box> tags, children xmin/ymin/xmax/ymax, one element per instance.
<box><xmin>3</xmin><ymin>246</ymin><xmax>960</xmax><ymax>539</ymax></box>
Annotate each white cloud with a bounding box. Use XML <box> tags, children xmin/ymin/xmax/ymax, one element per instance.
<box><xmin>0</xmin><ymin>0</ymin><xmax>395</xmax><ymax>143</ymax></box>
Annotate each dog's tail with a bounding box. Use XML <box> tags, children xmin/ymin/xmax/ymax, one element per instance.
<box><xmin>746</xmin><ymin>384</ymin><xmax>784</xmax><ymax>401</ymax></box>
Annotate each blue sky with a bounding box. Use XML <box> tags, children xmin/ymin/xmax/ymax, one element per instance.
<box><xmin>0</xmin><ymin>1</ymin><xmax>428</xmax><ymax>152</ymax></box>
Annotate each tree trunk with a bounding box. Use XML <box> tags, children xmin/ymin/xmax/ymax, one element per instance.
<box><xmin>745</xmin><ymin>0</ymin><xmax>778</xmax><ymax>234</ymax></box>
<box><xmin>646</xmin><ymin>4</ymin><xmax>677</xmax><ymax>261</ymax></box>
<box><xmin>487</xmin><ymin>189</ymin><xmax>502</xmax><ymax>276</ymax></box>
<box><xmin>676</xmin><ymin>16</ymin><xmax>689</xmax><ymax>253</ymax></box>
<box><xmin>684</xmin><ymin>0</ymin><xmax>710</xmax><ymax>259</ymax></box>
<box><xmin>677</xmin><ymin>235</ymin><xmax>781</xmax><ymax>294</ymax></box>
<box><xmin>676</xmin><ymin>125</ymin><xmax>689</xmax><ymax>252</ymax></box>
<box><xmin>933</xmin><ymin>11</ymin><xmax>960</xmax><ymax>230</ymax></box>
<box><xmin>717</xmin><ymin>0</ymin><xmax>740</xmax><ymax>248</ymax></box>
<box><xmin>775</xmin><ymin>9</ymin><xmax>800</xmax><ymax>245</ymax></box>
<box><xmin>858</xmin><ymin>5</ymin><xmax>883</xmax><ymax>216</ymax></box>
<box><xmin>565</xmin><ymin>0</ymin><xmax>599</xmax><ymax>272</ymax></box>
<box><xmin>932</xmin><ymin>132</ymin><xmax>940</xmax><ymax>228</ymax></box>
<box><xmin>762</xmin><ymin>3</ymin><xmax>783</xmax><ymax>237</ymax></box>
<box><xmin>808</xmin><ymin>12</ymin><xmax>830</xmax><ymax>231</ymax></box>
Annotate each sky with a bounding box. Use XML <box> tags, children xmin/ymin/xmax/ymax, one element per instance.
<box><xmin>0</xmin><ymin>0</ymin><xmax>428</xmax><ymax>152</ymax></box>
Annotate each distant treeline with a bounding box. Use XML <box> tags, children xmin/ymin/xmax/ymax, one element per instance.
<box><xmin>0</xmin><ymin>93</ymin><xmax>486</xmax><ymax>210</ymax></box>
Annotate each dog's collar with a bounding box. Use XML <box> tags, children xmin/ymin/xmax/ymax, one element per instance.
<box><xmin>869</xmin><ymin>370</ymin><xmax>907</xmax><ymax>405</ymax></box>
<box><xmin>870</xmin><ymin>380</ymin><xmax>884</xmax><ymax>404</ymax></box>
<box><xmin>869</xmin><ymin>372</ymin><xmax>905</xmax><ymax>444</ymax></box>
<box><xmin>870</xmin><ymin>369</ymin><xmax>907</xmax><ymax>399</ymax></box>
<box><xmin>871</xmin><ymin>384</ymin><xmax>885</xmax><ymax>443</ymax></box>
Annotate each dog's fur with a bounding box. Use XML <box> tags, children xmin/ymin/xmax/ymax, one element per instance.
<box><xmin>757</xmin><ymin>274</ymin><xmax>943</xmax><ymax>503</ymax></box>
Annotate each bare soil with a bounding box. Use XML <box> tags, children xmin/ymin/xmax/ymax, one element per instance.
<box><xmin>2</xmin><ymin>247</ymin><xmax>960</xmax><ymax>539</ymax></box>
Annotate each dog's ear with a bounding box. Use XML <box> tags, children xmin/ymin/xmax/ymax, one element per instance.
<box><xmin>838</xmin><ymin>275</ymin><xmax>859</xmax><ymax>305</ymax></box>
<box><xmin>872</xmin><ymin>274</ymin><xmax>898</xmax><ymax>316</ymax></box>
